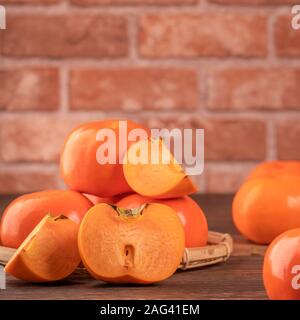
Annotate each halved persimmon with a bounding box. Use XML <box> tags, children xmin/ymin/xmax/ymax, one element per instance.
<box><xmin>5</xmin><ymin>214</ymin><xmax>81</xmax><ymax>282</ymax></box>
<box><xmin>117</xmin><ymin>194</ymin><xmax>208</xmax><ymax>248</ymax></box>
<box><xmin>78</xmin><ymin>203</ymin><xmax>185</xmax><ymax>284</ymax></box>
<box><xmin>123</xmin><ymin>138</ymin><xmax>197</xmax><ymax>198</ymax></box>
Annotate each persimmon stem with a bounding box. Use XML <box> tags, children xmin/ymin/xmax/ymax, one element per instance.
<box><xmin>111</xmin><ymin>204</ymin><xmax>147</xmax><ymax>217</ymax></box>
<box><xmin>46</xmin><ymin>213</ymin><xmax>69</xmax><ymax>221</ymax></box>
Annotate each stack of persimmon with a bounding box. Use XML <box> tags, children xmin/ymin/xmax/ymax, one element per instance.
<box><xmin>1</xmin><ymin>119</ymin><xmax>208</xmax><ymax>285</ymax></box>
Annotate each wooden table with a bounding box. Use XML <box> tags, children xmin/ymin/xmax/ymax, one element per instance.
<box><xmin>0</xmin><ymin>194</ymin><xmax>268</xmax><ymax>300</ymax></box>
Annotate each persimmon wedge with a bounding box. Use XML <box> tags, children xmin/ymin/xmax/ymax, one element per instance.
<box><xmin>5</xmin><ymin>214</ymin><xmax>81</xmax><ymax>282</ymax></box>
<box><xmin>123</xmin><ymin>138</ymin><xmax>197</xmax><ymax>198</ymax></box>
<box><xmin>78</xmin><ymin>203</ymin><xmax>185</xmax><ymax>284</ymax></box>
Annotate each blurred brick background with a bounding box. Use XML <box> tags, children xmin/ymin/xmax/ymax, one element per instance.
<box><xmin>0</xmin><ymin>0</ymin><xmax>299</xmax><ymax>194</ymax></box>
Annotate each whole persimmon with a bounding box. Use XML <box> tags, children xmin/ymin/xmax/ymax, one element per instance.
<box><xmin>0</xmin><ymin>190</ymin><xmax>92</xmax><ymax>248</ymax></box>
<box><xmin>263</xmin><ymin>228</ymin><xmax>300</xmax><ymax>300</ymax></box>
<box><xmin>60</xmin><ymin>120</ymin><xmax>149</xmax><ymax>197</ymax></box>
<box><xmin>233</xmin><ymin>161</ymin><xmax>300</xmax><ymax>244</ymax></box>
<box><xmin>117</xmin><ymin>194</ymin><xmax>208</xmax><ymax>248</ymax></box>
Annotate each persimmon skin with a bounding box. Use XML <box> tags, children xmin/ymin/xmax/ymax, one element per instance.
<box><xmin>248</xmin><ymin>160</ymin><xmax>300</xmax><ymax>180</ymax></box>
<box><xmin>0</xmin><ymin>190</ymin><xmax>92</xmax><ymax>248</ymax></box>
<box><xmin>117</xmin><ymin>194</ymin><xmax>208</xmax><ymax>248</ymax></box>
<box><xmin>263</xmin><ymin>228</ymin><xmax>300</xmax><ymax>300</ymax></box>
<box><xmin>233</xmin><ymin>161</ymin><xmax>300</xmax><ymax>244</ymax></box>
<box><xmin>61</xmin><ymin>120</ymin><xmax>149</xmax><ymax>197</ymax></box>
<box><xmin>82</xmin><ymin>193</ymin><xmax>126</xmax><ymax>205</ymax></box>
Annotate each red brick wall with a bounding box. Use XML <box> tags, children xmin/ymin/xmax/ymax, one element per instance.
<box><xmin>0</xmin><ymin>0</ymin><xmax>299</xmax><ymax>194</ymax></box>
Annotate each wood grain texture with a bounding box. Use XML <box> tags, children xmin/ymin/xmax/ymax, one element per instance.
<box><xmin>0</xmin><ymin>194</ymin><xmax>268</xmax><ymax>300</ymax></box>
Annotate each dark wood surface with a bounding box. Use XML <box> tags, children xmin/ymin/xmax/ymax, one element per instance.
<box><xmin>0</xmin><ymin>194</ymin><xmax>268</xmax><ymax>300</ymax></box>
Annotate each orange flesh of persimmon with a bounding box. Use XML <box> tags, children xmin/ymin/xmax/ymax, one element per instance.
<box><xmin>78</xmin><ymin>203</ymin><xmax>185</xmax><ymax>284</ymax></box>
<box><xmin>5</xmin><ymin>215</ymin><xmax>80</xmax><ymax>282</ymax></box>
<box><xmin>123</xmin><ymin>138</ymin><xmax>197</xmax><ymax>198</ymax></box>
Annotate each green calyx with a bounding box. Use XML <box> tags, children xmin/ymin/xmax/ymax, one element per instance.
<box><xmin>111</xmin><ymin>204</ymin><xmax>147</xmax><ymax>218</ymax></box>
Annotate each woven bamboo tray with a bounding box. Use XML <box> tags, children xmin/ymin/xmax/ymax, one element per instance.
<box><xmin>0</xmin><ymin>231</ymin><xmax>233</xmax><ymax>271</ymax></box>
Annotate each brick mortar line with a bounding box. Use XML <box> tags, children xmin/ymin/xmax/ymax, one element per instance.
<box><xmin>267</xmin><ymin>8</ymin><xmax>277</xmax><ymax>61</ymax></box>
<box><xmin>266</xmin><ymin>119</ymin><xmax>277</xmax><ymax>160</ymax></box>
<box><xmin>201</xmin><ymin>65</ymin><xmax>211</xmax><ymax>113</ymax></box>
<box><xmin>127</xmin><ymin>13</ymin><xmax>139</xmax><ymax>61</ymax></box>
<box><xmin>200</xmin><ymin>0</ymin><xmax>209</xmax><ymax>9</ymax></box>
<box><xmin>197</xmin><ymin>67</ymin><xmax>204</xmax><ymax>112</ymax></box>
<box><xmin>2</xmin><ymin>57</ymin><xmax>300</xmax><ymax>68</ymax></box>
<box><xmin>197</xmin><ymin>0</ymin><xmax>204</xmax><ymax>8</ymax></box>
<box><xmin>199</xmin><ymin>107</ymin><xmax>300</xmax><ymax>118</ymax></box>
<box><xmin>204</xmin><ymin>2</ymin><xmax>295</xmax><ymax>11</ymax></box>
<box><xmin>3</xmin><ymin>4</ymin><xmax>293</xmax><ymax>14</ymax></box>
<box><xmin>3</xmin><ymin>5</ymin><xmax>205</xmax><ymax>14</ymax></box>
<box><xmin>265</xmin><ymin>8</ymin><xmax>297</xmax><ymax>64</ymax></box>
<box><xmin>196</xmin><ymin>47</ymin><xmax>207</xmax><ymax>194</ymax></box>
<box><xmin>205</xmin><ymin>161</ymin><xmax>259</xmax><ymax>168</ymax></box>
<box><xmin>59</xmin><ymin>66</ymin><xmax>69</xmax><ymax>114</ymax></box>
<box><xmin>0</xmin><ymin>163</ymin><xmax>59</xmax><ymax>170</ymax></box>
<box><xmin>0</xmin><ymin>109</ymin><xmax>300</xmax><ymax>119</ymax></box>
<box><xmin>193</xmin><ymin>68</ymin><xmax>207</xmax><ymax>192</ymax></box>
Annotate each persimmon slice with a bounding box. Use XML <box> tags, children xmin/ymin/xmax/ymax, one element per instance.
<box><xmin>78</xmin><ymin>203</ymin><xmax>185</xmax><ymax>284</ymax></box>
<box><xmin>123</xmin><ymin>138</ymin><xmax>197</xmax><ymax>198</ymax></box>
<box><xmin>5</xmin><ymin>214</ymin><xmax>80</xmax><ymax>282</ymax></box>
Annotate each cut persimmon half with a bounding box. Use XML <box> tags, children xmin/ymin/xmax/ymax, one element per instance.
<box><xmin>123</xmin><ymin>138</ymin><xmax>197</xmax><ymax>198</ymax></box>
<box><xmin>5</xmin><ymin>214</ymin><xmax>81</xmax><ymax>282</ymax></box>
<box><xmin>78</xmin><ymin>203</ymin><xmax>185</xmax><ymax>284</ymax></box>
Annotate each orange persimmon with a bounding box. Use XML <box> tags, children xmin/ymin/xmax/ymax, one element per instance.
<box><xmin>82</xmin><ymin>193</ymin><xmax>126</xmax><ymax>205</ymax></box>
<box><xmin>0</xmin><ymin>190</ymin><xmax>92</xmax><ymax>248</ymax></box>
<box><xmin>5</xmin><ymin>214</ymin><xmax>81</xmax><ymax>282</ymax></box>
<box><xmin>78</xmin><ymin>203</ymin><xmax>185</xmax><ymax>284</ymax></box>
<box><xmin>248</xmin><ymin>160</ymin><xmax>300</xmax><ymax>180</ymax></box>
<box><xmin>123</xmin><ymin>138</ymin><xmax>197</xmax><ymax>199</ymax></box>
<box><xmin>60</xmin><ymin>120</ymin><xmax>149</xmax><ymax>197</ymax></box>
<box><xmin>233</xmin><ymin>161</ymin><xmax>300</xmax><ymax>244</ymax></box>
<box><xmin>117</xmin><ymin>194</ymin><xmax>208</xmax><ymax>248</ymax></box>
<box><xmin>263</xmin><ymin>228</ymin><xmax>300</xmax><ymax>300</ymax></box>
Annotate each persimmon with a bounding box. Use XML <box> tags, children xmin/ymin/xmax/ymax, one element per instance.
<box><xmin>78</xmin><ymin>203</ymin><xmax>185</xmax><ymax>284</ymax></box>
<box><xmin>263</xmin><ymin>228</ymin><xmax>300</xmax><ymax>300</ymax></box>
<box><xmin>60</xmin><ymin>119</ymin><xmax>149</xmax><ymax>197</ymax></box>
<box><xmin>123</xmin><ymin>138</ymin><xmax>197</xmax><ymax>198</ymax></box>
<box><xmin>248</xmin><ymin>160</ymin><xmax>300</xmax><ymax>180</ymax></box>
<box><xmin>233</xmin><ymin>161</ymin><xmax>300</xmax><ymax>244</ymax></box>
<box><xmin>117</xmin><ymin>194</ymin><xmax>208</xmax><ymax>248</ymax></box>
<box><xmin>5</xmin><ymin>214</ymin><xmax>80</xmax><ymax>282</ymax></box>
<box><xmin>82</xmin><ymin>193</ymin><xmax>126</xmax><ymax>205</ymax></box>
<box><xmin>0</xmin><ymin>190</ymin><xmax>92</xmax><ymax>248</ymax></box>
